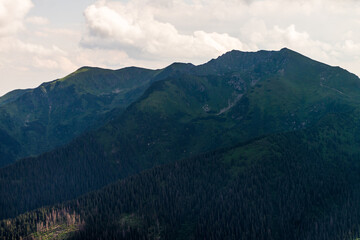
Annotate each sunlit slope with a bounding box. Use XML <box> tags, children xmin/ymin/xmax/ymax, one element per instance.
<box><xmin>0</xmin><ymin>66</ymin><xmax>160</xmax><ymax>166</ymax></box>
<box><xmin>0</xmin><ymin>48</ymin><xmax>359</xmax><ymax>222</ymax></box>
<box><xmin>98</xmin><ymin>48</ymin><xmax>360</xmax><ymax>168</ymax></box>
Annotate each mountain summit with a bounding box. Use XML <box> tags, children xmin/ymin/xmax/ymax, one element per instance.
<box><xmin>1</xmin><ymin>48</ymin><xmax>360</xmax><ymax>239</ymax></box>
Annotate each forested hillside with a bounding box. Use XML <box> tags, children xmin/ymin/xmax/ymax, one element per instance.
<box><xmin>1</xmin><ymin>49</ymin><xmax>360</xmax><ymax>240</ymax></box>
<box><xmin>2</xmin><ymin>112</ymin><xmax>360</xmax><ymax>239</ymax></box>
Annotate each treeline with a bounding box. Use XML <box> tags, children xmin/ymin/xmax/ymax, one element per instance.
<box><xmin>0</xmin><ymin>53</ymin><xmax>356</xmax><ymax>223</ymax></box>
<box><xmin>3</xmin><ymin>113</ymin><xmax>360</xmax><ymax>239</ymax></box>
<box><xmin>0</xmin><ymin>104</ymin><xmax>205</xmax><ymax>220</ymax></box>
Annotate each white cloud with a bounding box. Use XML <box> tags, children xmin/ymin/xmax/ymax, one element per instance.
<box><xmin>0</xmin><ymin>0</ymin><xmax>33</xmax><ymax>36</ymax></box>
<box><xmin>26</xmin><ymin>16</ymin><xmax>49</xmax><ymax>25</ymax></box>
<box><xmin>0</xmin><ymin>36</ymin><xmax>76</xmax><ymax>71</ymax></box>
<box><xmin>2</xmin><ymin>0</ymin><xmax>360</xmax><ymax>96</ymax></box>
<box><xmin>81</xmin><ymin>0</ymin><xmax>248</xmax><ymax>63</ymax></box>
<box><xmin>248</xmin><ymin>24</ymin><xmax>334</xmax><ymax>61</ymax></box>
<box><xmin>79</xmin><ymin>0</ymin><xmax>360</xmax><ymax>76</ymax></box>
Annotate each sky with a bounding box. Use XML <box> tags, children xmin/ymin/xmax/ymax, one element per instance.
<box><xmin>0</xmin><ymin>0</ymin><xmax>360</xmax><ymax>96</ymax></box>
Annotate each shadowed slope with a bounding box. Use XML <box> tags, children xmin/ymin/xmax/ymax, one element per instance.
<box><xmin>3</xmin><ymin>112</ymin><xmax>360</xmax><ymax>240</ymax></box>
<box><xmin>0</xmin><ymin>48</ymin><xmax>359</xmax><ymax>222</ymax></box>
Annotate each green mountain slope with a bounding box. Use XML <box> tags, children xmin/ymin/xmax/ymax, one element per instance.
<box><xmin>0</xmin><ymin>66</ymin><xmax>162</xmax><ymax>167</ymax></box>
<box><xmin>3</xmin><ymin>111</ymin><xmax>360</xmax><ymax>240</ymax></box>
<box><xmin>97</xmin><ymin>48</ymin><xmax>359</xmax><ymax>169</ymax></box>
<box><xmin>0</xmin><ymin>48</ymin><xmax>359</xmax><ymax>222</ymax></box>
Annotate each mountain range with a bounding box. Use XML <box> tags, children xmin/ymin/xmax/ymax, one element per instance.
<box><xmin>1</xmin><ymin>48</ymin><xmax>360</xmax><ymax>239</ymax></box>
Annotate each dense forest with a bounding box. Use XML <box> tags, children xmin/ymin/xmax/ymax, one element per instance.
<box><xmin>2</xmin><ymin>112</ymin><xmax>360</xmax><ymax>239</ymax></box>
<box><xmin>1</xmin><ymin>48</ymin><xmax>360</xmax><ymax>239</ymax></box>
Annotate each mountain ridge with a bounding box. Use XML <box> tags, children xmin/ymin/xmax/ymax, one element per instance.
<box><xmin>0</xmin><ymin>65</ymin><xmax>161</xmax><ymax>166</ymax></box>
<box><xmin>0</xmin><ymin>62</ymin><xmax>205</xmax><ymax>167</ymax></box>
<box><xmin>1</xmin><ymin>48</ymin><xmax>360</xmax><ymax>225</ymax></box>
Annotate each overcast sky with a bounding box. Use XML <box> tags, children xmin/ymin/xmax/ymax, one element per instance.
<box><xmin>0</xmin><ymin>0</ymin><xmax>359</xmax><ymax>96</ymax></box>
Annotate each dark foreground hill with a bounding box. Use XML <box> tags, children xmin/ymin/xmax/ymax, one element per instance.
<box><xmin>2</xmin><ymin>111</ymin><xmax>360</xmax><ymax>239</ymax></box>
<box><xmin>1</xmin><ymin>48</ymin><xmax>360</xmax><ymax>229</ymax></box>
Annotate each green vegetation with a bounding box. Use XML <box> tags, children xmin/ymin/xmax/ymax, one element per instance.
<box><xmin>29</xmin><ymin>223</ymin><xmax>79</xmax><ymax>240</ymax></box>
<box><xmin>1</xmin><ymin>207</ymin><xmax>83</xmax><ymax>240</ymax></box>
<box><xmin>0</xmin><ymin>66</ymin><xmax>163</xmax><ymax>167</ymax></box>
<box><xmin>0</xmin><ymin>62</ymin><xmax>198</xmax><ymax>167</ymax></box>
<box><xmin>3</xmin><ymin>111</ymin><xmax>360</xmax><ymax>239</ymax></box>
<box><xmin>1</xmin><ymin>48</ymin><xmax>360</xmax><ymax>239</ymax></box>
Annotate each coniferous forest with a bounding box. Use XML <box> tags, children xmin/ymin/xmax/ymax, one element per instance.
<box><xmin>1</xmin><ymin>49</ymin><xmax>360</xmax><ymax>239</ymax></box>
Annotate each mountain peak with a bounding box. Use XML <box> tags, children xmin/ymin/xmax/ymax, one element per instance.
<box><xmin>194</xmin><ymin>48</ymin><xmax>286</xmax><ymax>75</ymax></box>
<box><xmin>166</xmin><ymin>62</ymin><xmax>195</xmax><ymax>69</ymax></box>
<box><xmin>280</xmin><ymin>47</ymin><xmax>291</xmax><ymax>52</ymax></box>
<box><xmin>193</xmin><ymin>47</ymin><xmax>336</xmax><ymax>77</ymax></box>
<box><xmin>221</xmin><ymin>47</ymin><xmax>298</xmax><ymax>58</ymax></box>
<box><xmin>279</xmin><ymin>47</ymin><xmax>304</xmax><ymax>57</ymax></box>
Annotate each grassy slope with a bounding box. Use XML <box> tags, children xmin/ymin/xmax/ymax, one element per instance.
<box><xmin>0</xmin><ymin>66</ymin><xmax>161</xmax><ymax>167</ymax></box>
<box><xmin>97</xmin><ymin>48</ymin><xmax>359</xmax><ymax>170</ymax></box>
<box><xmin>0</xmin><ymin>48</ymin><xmax>359</xmax><ymax>222</ymax></box>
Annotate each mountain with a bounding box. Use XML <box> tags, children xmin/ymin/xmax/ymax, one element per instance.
<box><xmin>1</xmin><ymin>48</ymin><xmax>360</xmax><ymax>223</ymax></box>
<box><xmin>2</xmin><ymin>111</ymin><xmax>360</xmax><ymax>239</ymax></box>
<box><xmin>0</xmin><ymin>66</ymin><xmax>165</xmax><ymax>167</ymax></box>
<box><xmin>96</xmin><ymin>48</ymin><xmax>359</xmax><ymax>169</ymax></box>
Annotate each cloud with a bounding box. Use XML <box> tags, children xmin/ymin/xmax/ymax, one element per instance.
<box><xmin>81</xmin><ymin>0</ymin><xmax>248</xmax><ymax>62</ymax></box>
<box><xmin>243</xmin><ymin>23</ymin><xmax>334</xmax><ymax>62</ymax></box>
<box><xmin>26</xmin><ymin>16</ymin><xmax>49</xmax><ymax>25</ymax></box>
<box><xmin>0</xmin><ymin>0</ymin><xmax>78</xmax><ymax>80</ymax></box>
<box><xmin>0</xmin><ymin>0</ymin><xmax>33</xmax><ymax>36</ymax></box>
<box><xmin>2</xmin><ymin>0</ymin><xmax>360</xmax><ymax>97</ymax></box>
<box><xmin>80</xmin><ymin>0</ymin><xmax>360</xmax><ymax>70</ymax></box>
<box><xmin>0</xmin><ymin>36</ymin><xmax>76</xmax><ymax>70</ymax></box>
